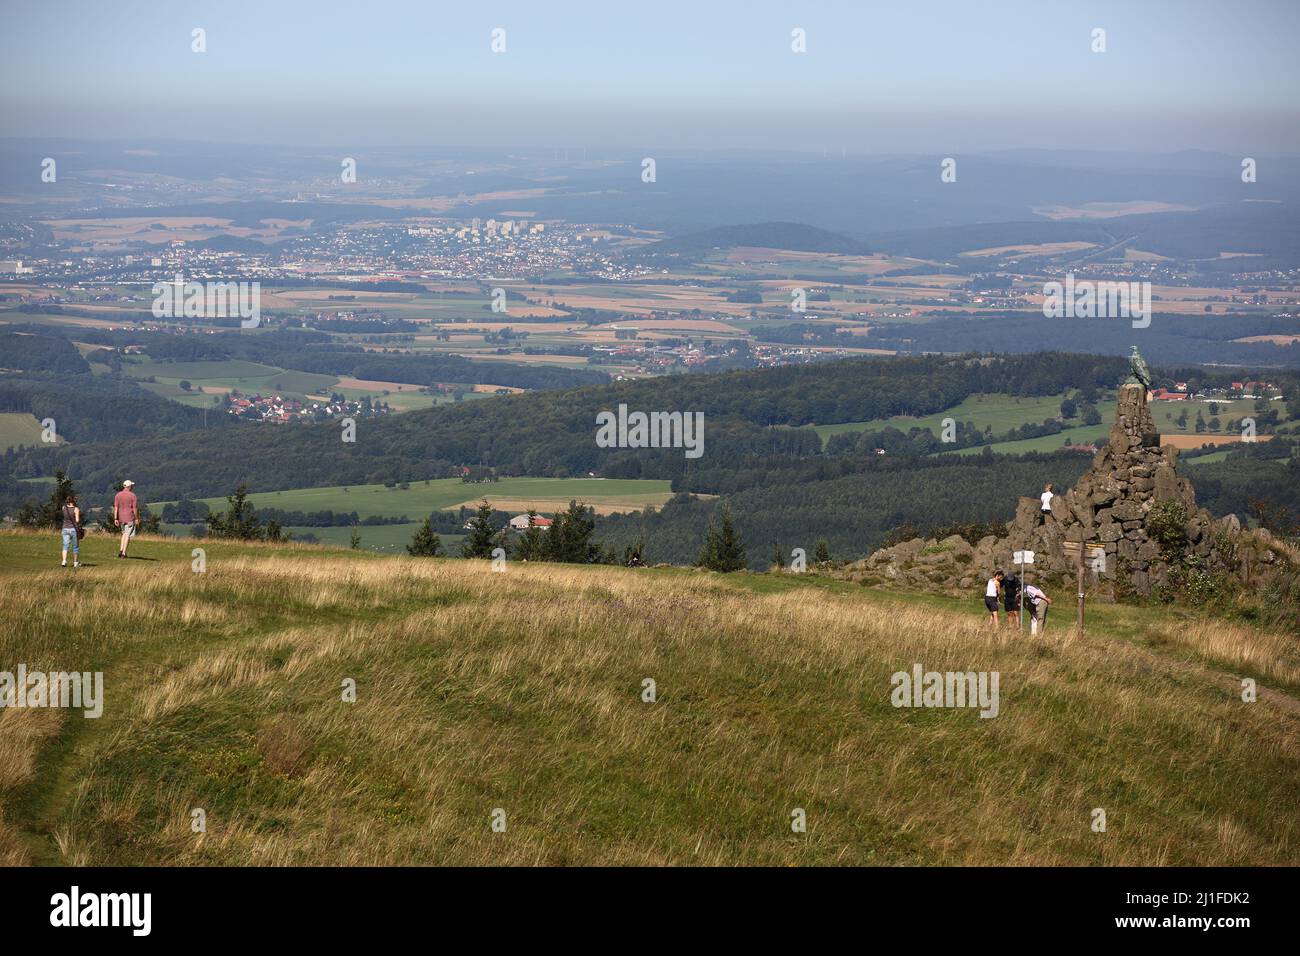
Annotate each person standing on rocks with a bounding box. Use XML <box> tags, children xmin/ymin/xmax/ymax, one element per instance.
<box><xmin>984</xmin><ymin>571</ymin><xmax>1004</xmax><ymax>628</ymax></box>
<box><xmin>1039</xmin><ymin>483</ymin><xmax>1055</xmax><ymax>524</ymax></box>
<box><xmin>1023</xmin><ymin>583</ymin><xmax>1051</xmax><ymax>634</ymax></box>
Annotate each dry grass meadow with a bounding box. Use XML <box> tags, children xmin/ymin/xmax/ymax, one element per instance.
<box><xmin>0</xmin><ymin>530</ymin><xmax>1297</xmax><ymax>867</ymax></box>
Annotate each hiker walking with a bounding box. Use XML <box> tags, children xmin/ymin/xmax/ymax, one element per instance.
<box><xmin>1023</xmin><ymin>583</ymin><xmax>1052</xmax><ymax>634</ymax></box>
<box><xmin>60</xmin><ymin>492</ymin><xmax>81</xmax><ymax>569</ymax></box>
<box><xmin>114</xmin><ymin>479</ymin><xmax>139</xmax><ymax>558</ymax></box>
<box><xmin>984</xmin><ymin>571</ymin><xmax>1004</xmax><ymax>628</ymax></box>
<box><xmin>1002</xmin><ymin>571</ymin><xmax>1021</xmax><ymax>628</ymax></box>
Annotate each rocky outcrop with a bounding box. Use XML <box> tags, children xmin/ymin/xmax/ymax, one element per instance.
<box><xmin>847</xmin><ymin>384</ymin><xmax>1295</xmax><ymax>598</ymax></box>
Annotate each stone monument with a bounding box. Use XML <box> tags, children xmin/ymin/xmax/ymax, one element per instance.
<box><xmin>852</xmin><ymin>352</ymin><xmax>1293</xmax><ymax>598</ymax></box>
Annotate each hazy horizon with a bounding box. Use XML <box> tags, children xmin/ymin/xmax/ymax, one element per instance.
<box><xmin>2</xmin><ymin>0</ymin><xmax>1297</xmax><ymax>153</ymax></box>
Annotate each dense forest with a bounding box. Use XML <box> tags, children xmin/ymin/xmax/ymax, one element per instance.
<box><xmin>3</xmin><ymin>352</ymin><xmax>1130</xmax><ymax>501</ymax></box>
<box><xmin>3</xmin><ymin>350</ymin><xmax>1297</xmax><ymax>567</ymax></box>
<box><xmin>0</xmin><ymin>332</ymin><xmax>90</xmax><ymax>374</ymax></box>
<box><xmin>0</xmin><ymin>373</ymin><xmax>222</xmax><ymax>443</ymax></box>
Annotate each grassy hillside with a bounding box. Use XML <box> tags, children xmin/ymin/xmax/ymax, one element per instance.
<box><xmin>1</xmin><ymin>530</ymin><xmax>1297</xmax><ymax>866</ymax></box>
<box><xmin>0</xmin><ymin>412</ymin><xmax>52</xmax><ymax>451</ymax></box>
<box><xmin>814</xmin><ymin>393</ymin><xmax>1088</xmax><ymax>444</ymax></box>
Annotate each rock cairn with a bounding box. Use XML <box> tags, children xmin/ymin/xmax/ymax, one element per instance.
<box><xmin>850</xmin><ymin>384</ymin><xmax>1292</xmax><ymax>597</ymax></box>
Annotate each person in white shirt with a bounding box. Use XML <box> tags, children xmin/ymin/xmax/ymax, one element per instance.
<box><xmin>1023</xmin><ymin>583</ymin><xmax>1051</xmax><ymax>634</ymax></box>
<box><xmin>1039</xmin><ymin>483</ymin><xmax>1055</xmax><ymax>524</ymax></box>
<box><xmin>983</xmin><ymin>571</ymin><xmax>1004</xmax><ymax>627</ymax></box>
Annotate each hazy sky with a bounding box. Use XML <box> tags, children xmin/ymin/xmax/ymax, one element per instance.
<box><xmin>2</xmin><ymin>0</ymin><xmax>1297</xmax><ymax>152</ymax></box>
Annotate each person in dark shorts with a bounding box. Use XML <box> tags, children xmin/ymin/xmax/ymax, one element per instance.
<box><xmin>983</xmin><ymin>571</ymin><xmax>1004</xmax><ymax>627</ymax></box>
<box><xmin>1002</xmin><ymin>571</ymin><xmax>1021</xmax><ymax>628</ymax></box>
<box><xmin>60</xmin><ymin>492</ymin><xmax>81</xmax><ymax>568</ymax></box>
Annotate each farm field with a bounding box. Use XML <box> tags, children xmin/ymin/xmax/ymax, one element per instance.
<box><xmin>1150</xmin><ymin>398</ymin><xmax>1264</xmax><ymax>428</ymax></box>
<box><xmin>156</xmin><ymin>476</ymin><xmax>675</xmax><ymax>520</ymax></box>
<box><xmin>120</xmin><ymin>358</ymin><xmax>467</xmax><ymax>412</ymax></box>
<box><xmin>813</xmin><ymin>394</ymin><xmax>1115</xmax><ymax>445</ymax></box>
<box><xmin>1182</xmin><ymin>450</ymin><xmax>1233</xmax><ymax>466</ymax></box>
<box><xmin>330</xmin><ymin>387</ymin><xmax>445</xmax><ymax>411</ymax></box>
<box><xmin>0</xmin><ymin>412</ymin><xmax>52</xmax><ymax>450</ymax></box>
<box><xmin>952</xmin><ymin>423</ymin><xmax>1112</xmax><ymax>457</ymax></box>
<box><xmin>287</xmin><ymin>523</ymin><xmax>465</xmax><ymax>554</ymax></box>
<box><xmin>815</xmin><ymin>393</ymin><xmax>1288</xmax><ymax>455</ymax></box>
<box><xmin>123</xmin><ymin>358</ymin><xmax>340</xmax><ymax>396</ymax></box>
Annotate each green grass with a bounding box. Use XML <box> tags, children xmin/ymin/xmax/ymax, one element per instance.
<box><xmin>813</xmin><ymin>394</ymin><xmax>1114</xmax><ymax>445</ymax></box>
<box><xmin>1151</xmin><ymin>399</ymin><xmax>1264</xmax><ymax>429</ymax></box>
<box><xmin>1</xmin><ymin>529</ymin><xmax>1297</xmax><ymax>867</ymax></box>
<box><xmin>155</xmin><ymin>476</ymin><xmax>675</xmax><ymax>520</ymax></box>
<box><xmin>332</xmin><ymin>387</ymin><xmax>447</xmax><ymax>412</ymax></box>
<box><xmin>288</xmin><ymin>524</ymin><xmax>464</xmax><ymax>555</ymax></box>
<box><xmin>951</xmin><ymin>422</ymin><xmax>1112</xmax><ymax>456</ymax></box>
<box><xmin>950</xmin><ymin>397</ymin><xmax>1290</xmax><ymax>458</ymax></box>
<box><xmin>1182</xmin><ymin>450</ymin><xmax>1232</xmax><ymax>466</ymax></box>
<box><xmin>811</xmin><ymin>392</ymin><xmax>1285</xmax><ymax>456</ymax></box>
<box><xmin>158</xmin><ymin>521</ymin><xmax>459</xmax><ymax>555</ymax></box>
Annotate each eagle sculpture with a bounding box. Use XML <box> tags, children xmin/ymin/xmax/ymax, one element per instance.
<box><xmin>1127</xmin><ymin>346</ymin><xmax>1151</xmax><ymax>390</ymax></box>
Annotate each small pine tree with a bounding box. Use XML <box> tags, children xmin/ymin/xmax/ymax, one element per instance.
<box><xmin>39</xmin><ymin>468</ymin><xmax>77</xmax><ymax>529</ymax></box>
<box><xmin>460</xmin><ymin>499</ymin><xmax>499</xmax><ymax>558</ymax></box>
<box><xmin>205</xmin><ymin>484</ymin><xmax>265</xmax><ymax>540</ymax></box>
<box><xmin>137</xmin><ymin>502</ymin><xmax>163</xmax><ymax>535</ymax></box>
<box><xmin>770</xmin><ymin>542</ymin><xmax>785</xmax><ymax>569</ymax></box>
<box><xmin>814</xmin><ymin>539</ymin><xmax>831</xmax><ymax>565</ymax></box>
<box><xmin>15</xmin><ymin>498</ymin><xmax>44</xmax><ymax>528</ymax></box>
<box><xmin>513</xmin><ymin>509</ymin><xmax>545</xmax><ymax>562</ymax></box>
<box><xmin>543</xmin><ymin>500</ymin><xmax>601</xmax><ymax>564</ymax></box>
<box><xmin>406</xmin><ymin>518</ymin><xmax>442</xmax><ymax>557</ymax></box>
<box><xmin>349</xmin><ymin>525</ymin><xmax>362</xmax><ymax>550</ymax></box>
<box><xmin>698</xmin><ymin>505</ymin><xmax>747</xmax><ymax>572</ymax></box>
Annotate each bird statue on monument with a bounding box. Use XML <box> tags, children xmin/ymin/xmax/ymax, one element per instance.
<box><xmin>1127</xmin><ymin>345</ymin><xmax>1151</xmax><ymax>393</ymax></box>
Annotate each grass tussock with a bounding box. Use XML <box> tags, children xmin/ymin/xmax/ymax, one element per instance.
<box><xmin>0</xmin><ymin>530</ymin><xmax>1297</xmax><ymax>866</ymax></box>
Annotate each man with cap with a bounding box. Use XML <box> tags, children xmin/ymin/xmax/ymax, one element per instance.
<box><xmin>113</xmin><ymin>479</ymin><xmax>139</xmax><ymax>558</ymax></box>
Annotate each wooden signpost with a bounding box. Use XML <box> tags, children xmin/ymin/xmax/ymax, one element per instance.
<box><xmin>1063</xmin><ymin>541</ymin><xmax>1106</xmax><ymax>637</ymax></box>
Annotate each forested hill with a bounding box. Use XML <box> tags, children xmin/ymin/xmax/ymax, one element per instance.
<box><xmin>6</xmin><ymin>352</ymin><xmax>1127</xmax><ymax>501</ymax></box>
<box><xmin>630</xmin><ymin>222</ymin><xmax>869</xmax><ymax>260</ymax></box>
<box><xmin>864</xmin><ymin>312</ymin><xmax>1300</xmax><ymax>368</ymax></box>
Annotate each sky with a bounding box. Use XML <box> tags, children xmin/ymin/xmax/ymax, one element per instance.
<box><xmin>1</xmin><ymin>0</ymin><xmax>1297</xmax><ymax>153</ymax></box>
